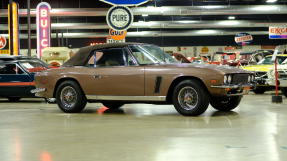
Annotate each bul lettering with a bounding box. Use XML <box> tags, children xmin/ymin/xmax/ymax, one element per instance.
<box><xmin>40</xmin><ymin>9</ymin><xmax>47</xmax><ymax>17</ymax></box>
<box><xmin>41</xmin><ymin>39</ymin><xmax>48</xmax><ymax>47</ymax></box>
<box><xmin>41</xmin><ymin>19</ymin><xmax>47</xmax><ymax>28</ymax></box>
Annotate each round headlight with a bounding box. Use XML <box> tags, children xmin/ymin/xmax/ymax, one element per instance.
<box><xmin>227</xmin><ymin>75</ymin><xmax>232</xmax><ymax>83</ymax></box>
<box><xmin>224</xmin><ymin>75</ymin><xmax>228</xmax><ymax>84</ymax></box>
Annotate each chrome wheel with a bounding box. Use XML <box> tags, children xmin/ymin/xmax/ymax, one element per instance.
<box><xmin>177</xmin><ymin>86</ymin><xmax>199</xmax><ymax>111</ymax></box>
<box><xmin>60</xmin><ymin>86</ymin><xmax>77</xmax><ymax>109</ymax></box>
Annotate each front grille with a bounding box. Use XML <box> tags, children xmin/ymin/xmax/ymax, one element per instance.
<box><xmin>232</xmin><ymin>74</ymin><xmax>249</xmax><ymax>84</ymax></box>
<box><xmin>255</xmin><ymin>72</ymin><xmax>267</xmax><ymax>79</ymax></box>
<box><xmin>278</xmin><ymin>71</ymin><xmax>287</xmax><ymax>79</ymax></box>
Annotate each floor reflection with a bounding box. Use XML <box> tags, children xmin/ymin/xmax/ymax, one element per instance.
<box><xmin>14</xmin><ymin>132</ymin><xmax>21</xmax><ymax>161</ymax></box>
<box><xmin>210</xmin><ymin>111</ymin><xmax>239</xmax><ymax>117</ymax></box>
<box><xmin>0</xmin><ymin>94</ymin><xmax>286</xmax><ymax>161</ymax></box>
<box><xmin>40</xmin><ymin>151</ymin><xmax>53</xmax><ymax>161</ymax></box>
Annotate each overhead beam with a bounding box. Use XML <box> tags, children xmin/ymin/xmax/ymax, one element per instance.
<box><xmin>0</xmin><ymin>20</ymin><xmax>286</xmax><ymax>31</ymax></box>
<box><xmin>0</xmin><ymin>30</ymin><xmax>269</xmax><ymax>39</ymax></box>
<box><xmin>0</xmin><ymin>5</ymin><xmax>287</xmax><ymax>17</ymax></box>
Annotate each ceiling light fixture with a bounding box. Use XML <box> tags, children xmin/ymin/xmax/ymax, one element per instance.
<box><xmin>177</xmin><ymin>20</ymin><xmax>197</xmax><ymax>24</ymax></box>
<box><xmin>218</xmin><ymin>20</ymin><xmax>240</xmax><ymax>26</ymax></box>
<box><xmin>228</xmin><ymin>16</ymin><xmax>235</xmax><ymax>20</ymax></box>
<box><xmin>200</xmin><ymin>6</ymin><xmax>225</xmax><ymax>9</ymax></box>
<box><xmin>252</xmin><ymin>5</ymin><xmax>278</xmax><ymax>11</ymax></box>
<box><xmin>142</xmin><ymin>14</ymin><xmax>148</xmax><ymax>17</ymax></box>
<box><xmin>266</xmin><ymin>0</ymin><xmax>277</xmax><ymax>3</ymax></box>
<box><xmin>196</xmin><ymin>30</ymin><xmax>218</xmax><ymax>34</ymax></box>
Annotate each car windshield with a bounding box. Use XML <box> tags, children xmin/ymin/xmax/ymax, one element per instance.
<box><xmin>19</xmin><ymin>61</ymin><xmax>48</xmax><ymax>73</ymax></box>
<box><xmin>282</xmin><ymin>58</ymin><xmax>287</xmax><ymax>64</ymax></box>
<box><xmin>257</xmin><ymin>56</ymin><xmax>287</xmax><ymax>65</ymax></box>
<box><xmin>129</xmin><ymin>45</ymin><xmax>178</xmax><ymax>65</ymax></box>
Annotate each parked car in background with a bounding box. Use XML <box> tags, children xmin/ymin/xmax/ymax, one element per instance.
<box><xmin>0</xmin><ymin>56</ymin><xmax>49</xmax><ymax>101</ymax></box>
<box><xmin>33</xmin><ymin>43</ymin><xmax>254</xmax><ymax>116</ymax></box>
<box><xmin>247</xmin><ymin>50</ymin><xmax>274</xmax><ymax>65</ymax></box>
<box><xmin>241</xmin><ymin>54</ymin><xmax>287</xmax><ymax>94</ymax></box>
<box><xmin>42</xmin><ymin>47</ymin><xmax>75</xmax><ymax>67</ymax></box>
<box><xmin>238</xmin><ymin>52</ymin><xmax>253</xmax><ymax>66</ymax></box>
<box><xmin>209</xmin><ymin>52</ymin><xmax>239</xmax><ymax>66</ymax></box>
<box><xmin>267</xmin><ymin>59</ymin><xmax>287</xmax><ymax>97</ymax></box>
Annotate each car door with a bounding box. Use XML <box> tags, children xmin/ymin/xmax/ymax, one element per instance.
<box><xmin>0</xmin><ymin>63</ymin><xmax>34</xmax><ymax>97</ymax></box>
<box><xmin>84</xmin><ymin>47</ymin><xmax>145</xmax><ymax>96</ymax></box>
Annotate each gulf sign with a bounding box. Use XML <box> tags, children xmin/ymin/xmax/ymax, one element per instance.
<box><xmin>36</xmin><ymin>2</ymin><xmax>51</xmax><ymax>58</ymax></box>
<box><xmin>109</xmin><ymin>29</ymin><xmax>127</xmax><ymax>41</ymax></box>
<box><xmin>0</xmin><ymin>35</ymin><xmax>7</xmax><ymax>50</ymax></box>
<box><xmin>234</xmin><ymin>33</ymin><xmax>253</xmax><ymax>45</ymax></box>
<box><xmin>269</xmin><ymin>27</ymin><xmax>287</xmax><ymax>39</ymax></box>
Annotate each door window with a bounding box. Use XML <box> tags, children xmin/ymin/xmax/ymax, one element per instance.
<box><xmin>88</xmin><ymin>48</ymin><xmax>135</xmax><ymax>67</ymax></box>
<box><xmin>0</xmin><ymin>64</ymin><xmax>25</xmax><ymax>75</ymax></box>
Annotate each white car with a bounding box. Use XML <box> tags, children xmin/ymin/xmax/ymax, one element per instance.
<box><xmin>267</xmin><ymin>60</ymin><xmax>287</xmax><ymax>97</ymax></box>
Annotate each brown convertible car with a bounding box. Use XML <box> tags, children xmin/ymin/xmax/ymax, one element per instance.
<box><xmin>33</xmin><ymin>43</ymin><xmax>254</xmax><ymax>116</ymax></box>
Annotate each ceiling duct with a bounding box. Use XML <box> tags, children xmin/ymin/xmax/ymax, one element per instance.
<box><xmin>1</xmin><ymin>30</ymin><xmax>268</xmax><ymax>39</ymax></box>
<box><xmin>0</xmin><ymin>5</ymin><xmax>287</xmax><ymax>17</ymax></box>
<box><xmin>0</xmin><ymin>20</ymin><xmax>286</xmax><ymax>30</ymax></box>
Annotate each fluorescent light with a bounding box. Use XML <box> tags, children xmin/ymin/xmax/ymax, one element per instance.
<box><xmin>142</xmin><ymin>14</ymin><xmax>148</xmax><ymax>17</ymax></box>
<box><xmin>252</xmin><ymin>5</ymin><xmax>278</xmax><ymax>11</ymax></box>
<box><xmin>218</xmin><ymin>20</ymin><xmax>240</xmax><ymax>26</ymax></box>
<box><xmin>228</xmin><ymin>16</ymin><xmax>235</xmax><ymax>20</ymax></box>
<box><xmin>266</xmin><ymin>0</ymin><xmax>277</xmax><ymax>3</ymax></box>
<box><xmin>200</xmin><ymin>6</ymin><xmax>225</xmax><ymax>9</ymax></box>
<box><xmin>196</xmin><ymin>30</ymin><xmax>217</xmax><ymax>34</ymax></box>
<box><xmin>177</xmin><ymin>20</ymin><xmax>197</xmax><ymax>24</ymax></box>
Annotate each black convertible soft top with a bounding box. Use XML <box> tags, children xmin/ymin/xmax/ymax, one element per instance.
<box><xmin>63</xmin><ymin>43</ymin><xmax>142</xmax><ymax>66</ymax></box>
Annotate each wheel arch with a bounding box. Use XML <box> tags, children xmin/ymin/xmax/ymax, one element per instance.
<box><xmin>53</xmin><ymin>77</ymin><xmax>84</xmax><ymax>98</ymax></box>
<box><xmin>166</xmin><ymin>76</ymin><xmax>210</xmax><ymax>103</ymax></box>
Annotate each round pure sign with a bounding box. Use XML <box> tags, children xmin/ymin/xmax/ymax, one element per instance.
<box><xmin>0</xmin><ymin>35</ymin><xmax>7</xmax><ymax>50</ymax></box>
<box><xmin>235</xmin><ymin>33</ymin><xmax>253</xmax><ymax>45</ymax></box>
<box><xmin>106</xmin><ymin>6</ymin><xmax>133</xmax><ymax>31</ymax></box>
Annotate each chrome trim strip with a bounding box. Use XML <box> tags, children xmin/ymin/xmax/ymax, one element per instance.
<box><xmin>211</xmin><ymin>84</ymin><xmax>253</xmax><ymax>89</ymax></box>
<box><xmin>86</xmin><ymin>95</ymin><xmax>166</xmax><ymax>101</ymax></box>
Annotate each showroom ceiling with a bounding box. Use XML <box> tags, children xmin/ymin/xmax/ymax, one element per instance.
<box><xmin>0</xmin><ymin>0</ymin><xmax>287</xmax><ymax>47</ymax></box>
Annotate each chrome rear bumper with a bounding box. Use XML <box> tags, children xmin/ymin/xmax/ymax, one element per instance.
<box><xmin>31</xmin><ymin>88</ymin><xmax>46</xmax><ymax>93</ymax></box>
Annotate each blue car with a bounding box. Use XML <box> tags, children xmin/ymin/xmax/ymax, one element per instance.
<box><xmin>0</xmin><ymin>56</ymin><xmax>49</xmax><ymax>101</ymax></box>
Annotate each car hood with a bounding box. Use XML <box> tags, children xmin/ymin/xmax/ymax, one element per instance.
<box><xmin>158</xmin><ymin>63</ymin><xmax>250</xmax><ymax>74</ymax></box>
<box><xmin>270</xmin><ymin>64</ymin><xmax>287</xmax><ymax>71</ymax></box>
<box><xmin>241</xmin><ymin>65</ymin><xmax>273</xmax><ymax>72</ymax></box>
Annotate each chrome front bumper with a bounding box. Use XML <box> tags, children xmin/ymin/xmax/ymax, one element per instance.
<box><xmin>211</xmin><ymin>84</ymin><xmax>253</xmax><ymax>89</ymax></box>
<box><xmin>211</xmin><ymin>84</ymin><xmax>253</xmax><ymax>96</ymax></box>
<box><xmin>267</xmin><ymin>78</ymin><xmax>287</xmax><ymax>87</ymax></box>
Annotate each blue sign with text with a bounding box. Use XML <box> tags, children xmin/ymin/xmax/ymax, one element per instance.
<box><xmin>100</xmin><ymin>0</ymin><xmax>149</xmax><ymax>6</ymax></box>
<box><xmin>234</xmin><ymin>33</ymin><xmax>253</xmax><ymax>46</ymax></box>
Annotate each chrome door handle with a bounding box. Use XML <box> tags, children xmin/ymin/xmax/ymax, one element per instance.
<box><xmin>94</xmin><ymin>75</ymin><xmax>102</xmax><ymax>79</ymax></box>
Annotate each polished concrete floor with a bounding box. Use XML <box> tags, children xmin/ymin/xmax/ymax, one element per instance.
<box><xmin>0</xmin><ymin>93</ymin><xmax>287</xmax><ymax>161</ymax></box>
